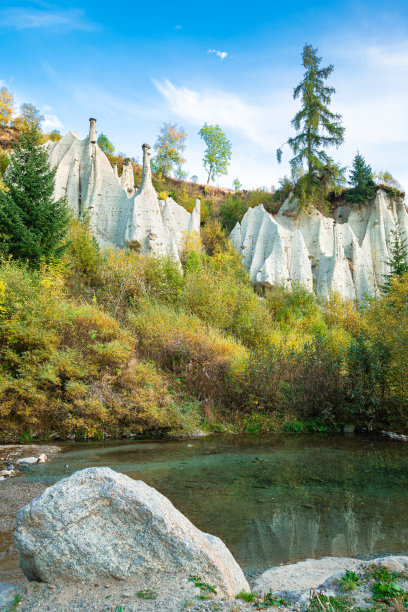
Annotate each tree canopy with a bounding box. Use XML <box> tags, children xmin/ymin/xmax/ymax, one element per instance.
<box><xmin>199</xmin><ymin>123</ymin><xmax>231</xmax><ymax>184</ymax></box>
<box><xmin>19</xmin><ymin>103</ymin><xmax>44</xmax><ymax>128</ymax></box>
<box><xmin>277</xmin><ymin>44</ymin><xmax>345</xmax><ymax>208</ymax></box>
<box><xmin>346</xmin><ymin>152</ymin><xmax>376</xmax><ymax>203</ymax></box>
<box><xmin>0</xmin><ymin>87</ymin><xmax>14</xmax><ymax>126</ymax></box>
<box><xmin>0</xmin><ymin>123</ymin><xmax>70</xmax><ymax>266</ymax></box>
<box><xmin>152</xmin><ymin>123</ymin><xmax>186</xmax><ymax>177</ymax></box>
<box><xmin>97</xmin><ymin>133</ymin><xmax>114</xmax><ymax>154</ymax></box>
<box><xmin>382</xmin><ymin>226</ymin><xmax>408</xmax><ymax>293</ymax></box>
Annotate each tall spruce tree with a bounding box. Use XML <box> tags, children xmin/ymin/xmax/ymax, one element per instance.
<box><xmin>346</xmin><ymin>152</ymin><xmax>376</xmax><ymax>203</ymax></box>
<box><xmin>0</xmin><ymin>123</ymin><xmax>70</xmax><ymax>266</ymax></box>
<box><xmin>277</xmin><ymin>44</ymin><xmax>345</xmax><ymax>207</ymax></box>
<box><xmin>382</xmin><ymin>226</ymin><xmax>408</xmax><ymax>292</ymax></box>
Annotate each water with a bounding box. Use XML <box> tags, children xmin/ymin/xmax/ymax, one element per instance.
<box><xmin>2</xmin><ymin>434</ymin><xmax>408</xmax><ymax>578</ymax></box>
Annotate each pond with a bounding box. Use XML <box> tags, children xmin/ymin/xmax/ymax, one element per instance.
<box><xmin>2</xmin><ymin>433</ymin><xmax>408</xmax><ymax>579</ymax></box>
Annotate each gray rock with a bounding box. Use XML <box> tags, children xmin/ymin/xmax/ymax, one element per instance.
<box><xmin>253</xmin><ymin>557</ymin><xmax>360</xmax><ymax>597</ymax></box>
<box><xmin>14</xmin><ymin>467</ymin><xmax>249</xmax><ymax>597</ymax></box>
<box><xmin>0</xmin><ymin>582</ymin><xmax>19</xmax><ymax>609</ymax></box>
<box><xmin>17</xmin><ymin>457</ymin><xmax>39</xmax><ymax>465</ymax></box>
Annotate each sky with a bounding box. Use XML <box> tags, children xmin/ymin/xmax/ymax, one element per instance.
<box><xmin>0</xmin><ymin>0</ymin><xmax>408</xmax><ymax>191</ymax></box>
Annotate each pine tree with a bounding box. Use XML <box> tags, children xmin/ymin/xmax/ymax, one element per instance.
<box><xmin>277</xmin><ymin>44</ymin><xmax>345</xmax><ymax>207</ymax></box>
<box><xmin>346</xmin><ymin>152</ymin><xmax>376</xmax><ymax>203</ymax></box>
<box><xmin>382</xmin><ymin>226</ymin><xmax>408</xmax><ymax>292</ymax></box>
<box><xmin>0</xmin><ymin>123</ymin><xmax>70</xmax><ymax>266</ymax></box>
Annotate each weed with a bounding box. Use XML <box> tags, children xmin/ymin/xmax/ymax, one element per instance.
<box><xmin>253</xmin><ymin>592</ymin><xmax>289</xmax><ymax>608</ymax></box>
<box><xmin>236</xmin><ymin>590</ymin><xmax>255</xmax><ymax>602</ymax></box>
<box><xmin>188</xmin><ymin>574</ymin><xmax>217</xmax><ymax>599</ymax></box>
<box><xmin>7</xmin><ymin>594</ymin><xmax>22</xmax><ymax>612</ymax></box>
<box><xmin>305</xmin><ymin>590</ymin><xmax>351</xmax><ymax>611</ymax></box>
<box><xmin>136</xmin><ymin>589</ymin><xmax>158</xmax><ymax>600</ymax></box>
<box><xmin>340</xmin><ymin>569</ymin><xmax>362</xmax><ymax>591</ymax></box>
<box><xmin>372</xmin><ymin>581</ymin><xmax>408</xmax><ymax>604</ymax></box>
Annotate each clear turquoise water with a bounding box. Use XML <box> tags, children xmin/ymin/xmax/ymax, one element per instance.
<box><xmin>3</xmin><ymin>434</ymin><xmax>408</xmax><ymax>578</ymax></box>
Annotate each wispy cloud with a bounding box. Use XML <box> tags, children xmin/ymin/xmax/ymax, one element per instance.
<box><xmin>43</xmin><ymin>113</ymin><xmax>64</xmax><ymax>132</ymax></box>
<box><xmin>0</xmin><ymin>7</ymin><xmax>97</xmax><ymax>31</ymax></box>
<box><xmin>152</xmin><ymin>78</ymin><xmax>290</xmax><ymax>150</ymax></box>
<box><xmin>208</xmin><ymin>49</ymin><xmax>229</xmax><ymax>60</ymax></box>
<box><xmin>175</xmin><ymin>24</ymin><xmax>182</xmax><ymax>30</ymax></box>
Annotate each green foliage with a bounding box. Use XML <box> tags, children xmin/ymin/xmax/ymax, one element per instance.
<box><xmin>0</xmin><ymin>123</ymin><xmax>70</xmax><ymax>266</ymax></box>
<box><xmin>219</xmin><ymin>194</ymin><xmax>249</xmax><ymax>231</ymax></box>
<box><xmin>277</xmin><ymin>44</ymin><xmax>345</xmax><ymax>210</ymax></box>
<box><xmin>305</xmin><ymin>591</ymin><xmax>351</xmax><ymax>611</ymax></box>
<box><xmin>253</xmin><ymin>592</ymin><xmax>289</xmax><ymax>608</ymax></box>
<box><xmin>346</xmin><ymin>152</ymin><xmax>376</xmax><ymax>203</ymax></box>
<box><xmin>233</xmin><ymin>178</ymin><xmax>242</xmax><ymax>191</ymax></box>
<box><xmin>188</xmin><ymin>575</ymin><xmax>217</xmax><ymax>598</ymax></box>
<box><xmin>340</xmin><ymin>570</ymin><xmax>362</xmax><ymax>591</ymax></box>
<box><xmin>152</xmin><ymin>122</ymin><xmax>186</xmax><ymax>177</ymax></box>
<box><xmin>381</xmin><ymin>226</ymin><xmax>408</xmax><ymax>293</ymax></box>
<box><xmin>236</xmin><ymin>591</ymin><xmax>255</xmax><ymax>602</ymax></box>
<box><xmin>97</xmin><ymin>133</ymin><xmax>114</xmax><ymax>154</ymax></box>
<box><xmin>199</xmin><ymin>123</ymin><xmax>231</xmax><ymax>184</ymax></box>
<box><xmin>136</xmin><ymin>589</ymin><xmax>158</xmax><ymax>600</ymax></box>
<box><xmin>0</xmin><ymin>149</ymin><xmax>10</xmax><ymax>174</ymax></box>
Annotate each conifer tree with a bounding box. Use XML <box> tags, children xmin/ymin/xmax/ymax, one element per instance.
<box><xmin>346</xmin><ymin>152</ymin><xmax>376</xmax><ymax>203</ymax></box>
<box><xmin>0</xmin><ymin>123</ymin><xmax>70</xmax><ymax>266</ymax></box>
<box><xmin>382</xmin><ymin>226</ymin><xmax>408</xmax><ymax>292</ymax></box>
<box><xmin>277</xmin><ymin>44</ymin><xmax>345</xmax><ymax>207</ymax></box>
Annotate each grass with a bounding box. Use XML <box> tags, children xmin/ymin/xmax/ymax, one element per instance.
<box><xmin>7</xmin><ymin>594</ymin><xmax>22</xmax><ymax>612</ymax></box>
<box><xmin>236</xmin><ymin>590</ymin><xmax>255</xmax><ymax>602</ymax></box>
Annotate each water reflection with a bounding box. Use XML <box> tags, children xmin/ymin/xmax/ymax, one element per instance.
<box><xmin>4</xmin><ymin>434</ymin><xmax>408</xmax><ymax>573</ymax></box>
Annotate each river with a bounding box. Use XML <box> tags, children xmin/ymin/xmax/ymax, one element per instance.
<box><xmin>1</xmin><ymin>433</ymin><xmax>408</xmax><ymax>581</ymax></box>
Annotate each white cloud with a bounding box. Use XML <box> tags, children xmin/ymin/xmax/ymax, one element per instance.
<box><xmin>175</xmin><ymin>25</ymin><xmax>182</xmax><ymax>30</ymax></box>
<box><xmin>43</xmin><ymin>114</ymin><xmax>64</xmax><ymax>132</ymax></box>
<box><xmin>208</xmin><ymin>49</ymin><xmax>229</xmax><ymax>60</ymax></box>
<box><xmin>0</xmin><ymin>7</ymin><xmax>96</xmax><ymax>31</ymax></box>
<box><xmin>152</xmin><ymin>78</ymin><xmax>291</xmax><ymax>152</ymax></box>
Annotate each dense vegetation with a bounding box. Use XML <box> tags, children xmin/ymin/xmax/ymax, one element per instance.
<box><xmin>1</xmin><ymin>214</ymin><xmax>408</xmax><ymax>442</ymax></box>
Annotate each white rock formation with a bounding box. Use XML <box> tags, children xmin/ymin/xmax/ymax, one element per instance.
<box><xmin>230</xmin><ymin>191</ymin><xmax>408</xmax><ymax>300</ymax></box>
<box><xmin>46</xmin><ymin>119</ymin><xmax>200</xmax><ymax>263</ymax></box>
<box><xmin>14</xmin><ymin>467</ymin><xmax>249</xmax><ymax>597</ymax></box>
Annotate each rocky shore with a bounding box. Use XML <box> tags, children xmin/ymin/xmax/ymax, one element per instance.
<box><xmin>1</xmin><ymin>460</ymin><xmax>408</xmax><ymax>612</ymax></box>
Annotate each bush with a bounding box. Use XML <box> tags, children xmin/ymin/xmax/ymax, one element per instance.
<box><xmin>0</xmin><ymin>259</ymin><xmax>199</xmax><ymax>439</ymax></box>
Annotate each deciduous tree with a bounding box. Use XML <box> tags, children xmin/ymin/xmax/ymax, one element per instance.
<box><xmin>0</xmin><ymin>87</ymin><xmax>14</xmax><ymax>126</ymax></box>
<box><xmin>97</xmin><ymin>133</ymin><xmax>114</xmax><ymax>154</ymax></box>
<box><xmin>19</xmin><ymin>103</ymin><xmax>44</xmax><ymax>128</ymax></box>
<box><xmin>199</xmin><ymin>123</ymin><xmax>231</xmax><ymax>184</ymax></box>
<box><xmin>152</xmin><ymin>123</ymin><xmax>186</xmax><ymax>177</ymax></box>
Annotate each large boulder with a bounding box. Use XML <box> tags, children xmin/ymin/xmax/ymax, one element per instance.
<box><xmin>14</xmin><ymin>467</ymin><xmax>249</xmax><ymax>597</ymax></box>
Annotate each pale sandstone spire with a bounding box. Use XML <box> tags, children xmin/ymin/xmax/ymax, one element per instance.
<box><xmin>89</xmin><ymin>118</ymin><xmax>97</xmax><ymax>144</ymax></box>
<box><xmin>140</xmin><ymin>144</ymin><xmax>153</xmax><ymax>192</ymax></box>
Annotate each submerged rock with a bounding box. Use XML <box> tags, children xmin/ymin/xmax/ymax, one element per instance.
<box><xmin>14</xmin><ymin>467</ymin><xmax>249</xmax><ymax>597</ymax></box>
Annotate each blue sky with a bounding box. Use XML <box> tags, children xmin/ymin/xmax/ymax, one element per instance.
<box><xmin>1</xmin><ymin>0</ymin><xmax>408</xmax><ymax>190</ymax></box>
